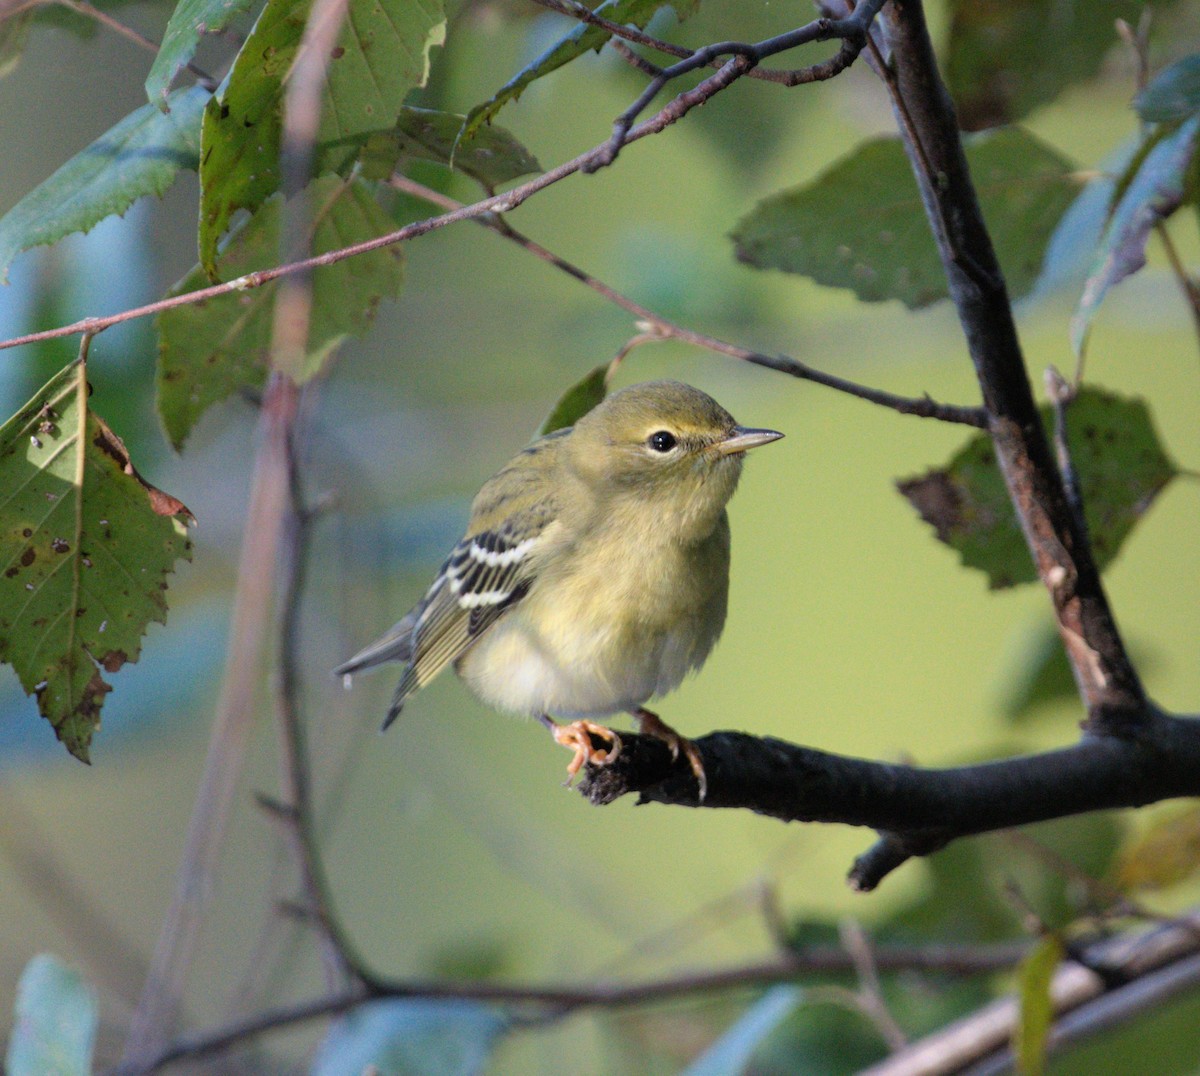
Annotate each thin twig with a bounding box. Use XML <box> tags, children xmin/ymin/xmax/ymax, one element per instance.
<box><xmin>118</xmin><ymin>944</ymin><xmax>1024</xmax><ymax>1074</ymax></box>
<box><xmin>841</xmin><ymin>919</ymin><xmax>909</xmax><ymax>1051</ymax></box>
<box><xmin>587</xmin><ymin>0</ymin><xmax>890</xmax><ymax>170</ymax></box>
<box><xmin>119</xmin><ymin>375</ymin><xmax>302</xmax><ymax>1067</ymax></box>
<box><xmin>1044</xmin><ymin>366</ymin><xmax>1089</xmax><ymax>546</ymax></box>
<box><xmin>55</xmin><ymin>0</ymin><xmax>216</xmax><ymax>88</ymax></box>
<box><xmin>389</xmin><ymin>174</ymin><xmax>986</xmax><ymax>427</ymax></box>
<box><xmin>0</xmin><ymin>66</ymin><xmax>788</xmax><ymax>356</ymax></box>
<box><xmin>529</xmin><ymin>0</ymin><xmax>823</xmax><ymax>85</ymax></box>
<box><xmin>1155</xmin><ymin>222</ymin><xmax>1200</xmax><ymax>359</ymax></box>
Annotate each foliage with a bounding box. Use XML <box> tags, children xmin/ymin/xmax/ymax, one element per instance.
<box><xmin>0</xmin><ymin>0</ymin><xmax>1197</xmax><ymax>1072</ymax></box>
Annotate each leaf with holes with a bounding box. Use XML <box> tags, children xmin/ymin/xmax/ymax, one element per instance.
<box><xmin>198</xmin><ymin>0</ymin><xmax>445</xmax><ymax>276</ymax></box>
<box><xmin>0</xmin><ymin>361</ymin><xmax>193</xmax><ymax>761</ymax></box>
<box><xmin>459</xmin><ymin>0</ymin><xmax>698</xmax><ymax>143</ymax></box>
<box><xmin>145</xmin><ymin>0</ymin><xmax>259</xmax><ymax>107</ymax></box>
<box><xmin>158</xmin><ymin>176</ymin><xmax>405</xmax><ymax>450</ymax></box>
<box><xmin>897</xmin><ymin>387</ymin><xmax>1177</xmax><ymax>589</ymax></box>
<box><xmin>732</xmin><ymin>128</ymin><xmax>1079</xmax><ymax>309</ymax></box>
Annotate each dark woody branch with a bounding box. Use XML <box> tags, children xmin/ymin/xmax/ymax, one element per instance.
<box><xmin>877</xmin><ymin>0</ymin><xmax>1145</xmax><ymax>727</ymax></box>
<box><xmin>579</xmin><ymin>714</ymin><xmax>1200</xmax><ymax>889</ymax></box>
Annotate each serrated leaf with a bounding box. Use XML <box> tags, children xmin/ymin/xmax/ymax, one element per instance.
<box><xmin>198</xmin><ymin>0</ymin><xmax>444</xmax><ymax>276</ymax></box>
<box><xmin>1135</xmin><ymin>53</ymin><xmax>1200</xmax><ymax>123</ymax></box>
<box><xmin>312</xmin><ymin>999</ymin><xmax>505</xmax><ymax>1076</ymax></box>
<box><xmin>316</xmin><ymin>107</ymin><xmax>541</xmax><ymax>188</ymax></box>
<box><xmin>538</xmin><ymin>365</ymin><xmax>609</xmax><ymax>435</ymax></box>
<box><xmin>0</xmin><ymin>361</ymin><xmax>193</xmax><ymax>761</ymax></box>
<box><xmin>159</xmin><ymin>176</ymin><xmax>404</xmax><ymax>449</ymax></box>
<box><xmin>944</xmin><ymin>0</ymin><xmax>1144</xmax><ymax>131</ymax></box>
<box><xmin>897</xmin><ymin>387</ymin><xmax>1177</xmax><ymax>589</ymax></box>
<box><xmin>732</xmin><ymin>128</ymin><xmax>1078</xmax><ymax>310</ymax></box>
<box><xmin>1014</xmin><ymin>935</ymin><xmax>1063</xmax><ymax>1076</ymax></box>
<box><xmin>145</xmin><ymin>0</ymin><xmax>261</xmax><ymax>107</ymax></box>
<box><xmin>1071</xmin><ymin>115</ymin><xmax>1200</xmax><ymax>356</ymax></box>
<box><xmin>1114</xmin><ymin>805</ymin><xmax>1200</xmax><ymax>893</ymax></box>
<box><xmin>0</xmin><ymin>85</ymin><xmax>208</xmax><ymax>284</ymax></box>
<box><xmin>683</xmin><ymin>986</ymin><xmax>803</xmax><ymax>1076</ymax></box>
<box><xmin>6</xmin><ymin>955</ymin><xmax>96</xmax><ymax>1076</ymax></box>
<box><xmin>460</xmin><ymin>0</ymin><xmax>697</xmax><ymax>142</ymax></box>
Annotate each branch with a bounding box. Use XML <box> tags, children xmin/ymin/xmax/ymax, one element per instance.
<box><xmin>529</xmin><ymin>0</ymin><xmax>827</xmax><ymax>85</ymax></box>
<box><xmin>586</xmin><ymin>0</ymin><xmax>890</xmax><ymax>170</ymax></box>
<box><xmin>390</xmin><ymin>175</ymin><xmax>986</xmax><ymax>427</ymax></box>
<box><xmin>878</xmin><ymin>0</ymin><xmax>1146</xmax><ymax>727</ymax></box>
<box><xmin>863</xmin><ymin>912</ymin><xmax>1200</xmax><ymax>1076</ymax></box>
<box><xmin>119</xmin><ymin>375</ymin><xmax>301</xmax><ymax>1065</ymax></box>
<box><xmin>117</xmin><ymin>943</ymin><xmax>1023</xmax><ymax>1073</ymax></box>
<box><xmin>576</xmin><ymin>712</ymin><xmax>1200</xmax><ymax>889</ymax></box>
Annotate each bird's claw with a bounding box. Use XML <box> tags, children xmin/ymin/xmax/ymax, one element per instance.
<box><xmin>543</xmin><ymin>718</ymin><xmax>622</xmax><ymax>787</ymax></box>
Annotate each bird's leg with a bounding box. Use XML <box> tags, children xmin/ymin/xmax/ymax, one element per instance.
<box><xmin>538</xmin><ymin>714</ymin><xmax>622</xmax><ymax>785</ymax></box>
<box><xmin>632</xmin><ymin>707</ymin><xmax>707</xmax><ymax>801</ymax></box>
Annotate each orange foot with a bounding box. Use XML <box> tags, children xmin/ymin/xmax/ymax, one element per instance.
<box><xmin>633</xmin><ymin>707</ymin><xmax>707</xmax><ymax>801</ymax></box>
<box><xmin>539</xmin><ymin>715</ymin><xmax>622</xmax><ymax>786</ymax></box>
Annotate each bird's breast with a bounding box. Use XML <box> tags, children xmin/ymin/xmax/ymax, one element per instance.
<box><xmin>457</xmin><ymin>519</ymin><xmax>730</xmax><ymax>718</ymax></box>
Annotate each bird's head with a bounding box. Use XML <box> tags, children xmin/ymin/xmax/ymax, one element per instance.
<box><xmin>565</xmin><ymin>380</ymin><xmax>783</xmax><ymax>531</ymax></box>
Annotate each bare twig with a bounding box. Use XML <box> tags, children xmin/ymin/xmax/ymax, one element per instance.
<box><xmin>587</xmin><ymin>0</ymin><xmax>891</xmax><ymax>171</ymax></box>
<box><xmin>1044</xmin><ymin>366</ymin><xmax>1089</xmax><ymax>545</ymax></box>
<box><xmin>841</xmin><ymin>920</ymin><xmax>909</xmax><ymax>1051</ymax></box>
<box><xmin>118</xmin><ymin>943</ymin><xmax>1023</xmax><ymax>1074</ymax></box>
<box><xmin>1155</xmin><ymin>223</ymin><xmax>1200</xmax><ymax>358</ymax></box>
<box><xmin>879</xmin><ymin>0</ymin><xmax>1146</xmax><ymax>726</ymax></box>
<box><xmin>119</xmin><ymin>374</ymin><xmax>301</xmax><ymax>1066</ymax></box>
<box><xmin>389</xmin><ymin>174</ymin><xmax>987</xmax><ymax>427</ymax></box>
<box><xmin>55</xmin><ymin>0</ymin><xmax>216</xmax><ymax>88</ymax></box>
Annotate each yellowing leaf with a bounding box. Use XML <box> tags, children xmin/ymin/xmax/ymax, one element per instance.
<box><xmin>1014</xmin><ymin>935</ymin><xmax>1063</xmax><ymax>1076</ymax></box>
<box><xmin>1114</xmin><ymin>806</ymin><xmax>1200</xmax><ymax>893</ymax></box>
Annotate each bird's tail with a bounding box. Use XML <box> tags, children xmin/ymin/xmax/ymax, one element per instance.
<box><xmin>333</xmin><ymin>612</ymin><xmax>417</xmax><ymax>677</ymax></box>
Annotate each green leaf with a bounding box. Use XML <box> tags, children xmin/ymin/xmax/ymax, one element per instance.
<box><xmin>312</xmin><ymin>999</ymin><xmax>505</xmax><ymax>1076</ymax></box>
<box><xmin>459</xmin><ymin>0</ymin><xmax>698</xmax><ymax>142</ymax></box>
<box><xmin>1135</xmin><ymin>53</ymin><xmax>1200</xmax><ymax>123</ymax></box>
<box><xmin>538</xmin><ymin>365</ymin><xmax>609</xmax><ymax>435</ymax></box>
<box><xmin>158</xmin><ymin>176</ymin><xmax>405</xmax><ymax>449</ymax></box>
<box><xmin>683</xmin><ymin>987</ymin><xmax>804</xmax><ymax>1076</ymax></box>
<box><xmin>897</xmin><ymin>387</ymin><xmax>1178</xmax><ymax>589</ymax></box>
<box><xmin>198</xmin><ymin>0</ymin><xmax>445</xmax><ymax>276</ymax></box>
<box><xmin>145</xmin><ymin>0</ymin><xmax>260</xmax><ymax>107</ymax></box>
<box><xmin>1014</xmin><ymin>936</ymin><xmax>1063</xmax><ymax>1076</ymax></box>
<box><xmin>944</xmin><ymin>0</ymin><xmax>1145</xmax><ymax>131</ymax></box>
<box><xmin>1071</xmin><ymin>115</ymin><xmax>1200</xmax><ymax>357</ymax></box>
<box><xmin>0</xmin><ymin>85</ymin><xmax>208</xmax><ymax>284</ymax></box>
<box><xmin>731</xmin><ymin>128</ymin><xmax>1078</xmax><ymax>309</ymax></box>
<box><xmin>0</xmin><ymin>361</ymin><xmax>193</xmax><ymax>762</ymax></box>
<box><xmin>6</xmin><ymin>955</ymin><xmax>97</xmax><ymax>1076</ymax></box>
<box><xmin>316</xmin><ymin>107</ymin><xmax>541</xmax><ymax>188</ymax></box>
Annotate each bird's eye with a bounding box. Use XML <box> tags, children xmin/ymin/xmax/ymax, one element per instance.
<box><xmin>647</xmin><ymin>430</ymin><xmax>678</xmax><ymax>453</ymax></box>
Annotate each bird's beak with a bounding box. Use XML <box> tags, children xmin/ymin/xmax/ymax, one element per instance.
<box><xmin>716</xmin><ymin>426</ymin><xmax>785</xmax><ymax>456</ymax></box>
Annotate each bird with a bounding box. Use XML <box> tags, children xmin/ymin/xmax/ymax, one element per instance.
<box><xmin>335</xmin><ymin>379</ymin><xmax>783</xmax><ymax>798</ymax></box>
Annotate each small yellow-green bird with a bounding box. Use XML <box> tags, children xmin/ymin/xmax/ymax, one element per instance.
<box><xmin>335</xmin><ymin>380</ymin><xmax>783</xmax><ymax>797</ymax></box>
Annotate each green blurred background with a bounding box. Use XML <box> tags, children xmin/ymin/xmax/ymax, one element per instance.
<box><xmin>0</xmin><ymin>1</ymin><xmax>1198</xmax><ymax>1071</ymax></box>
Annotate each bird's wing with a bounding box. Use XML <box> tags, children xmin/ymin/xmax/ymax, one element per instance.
<box><xmin>382</xmin><ymin>502</ymin><xmax>555</xmax><ymax>724</ymax></box>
